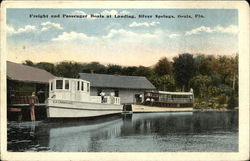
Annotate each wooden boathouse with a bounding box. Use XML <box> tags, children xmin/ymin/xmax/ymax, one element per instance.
<box><xmin>78</xmin><ymin>73</ymin><xmax>156</xmax><ymax>104</ymax></box>
<box><xmin>7</xmin><ymin>61</ymin><xmax>55</xmax><ymax>121</ymax></box>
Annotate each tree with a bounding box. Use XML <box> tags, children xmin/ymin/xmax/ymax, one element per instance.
<box><xmin>106</xmin><ymin>64</ymin><xmax>123</xmax><ymax>75</ymax></box>
<box><xmin>121</xmin><ymin>66</ymin><xmax>138</xmax><ymax>76</ymax></box>
<box><xmin>218</xmin><ymin>84</ymin><xmax>232</xmax><ymax>96</ymax></box>
<box><xmin>215</xmin><ymin>55</ymin><xmax>238</xmax><ymax>96</ymax></box>
<box><xmin>36</xmin><ymin>62</ymin><xmax>55</xmax><ymax>74</ymax></box>
<box><xmin>23</xmin><ymin>60</ymin><xmax>34</xmax><ymax>66</ymax></box>
<box><xmin>227</xmin><ymin>92</ymin><xmax>237</xmax><ymax>109</ymax></box>
<box><xmin>159</xmin><ymin>75</ymin><xmax>176</xmax><ymax>91</ymax></box>
<box><xmin>190</xmin><ymin>75</ymin><xmax>212</xmax><ymax>98</ymax></box>
<box><xmin>82</xmin><ymin>62</ymin><xmax>107</xmax><ymax>74</ymax></box>
<box><xmin>154</xmin><ymin>57</ymin><xmax>172</xmax><ymax>76</ymax></box>
<box><xmin>228</xmin><ymin>55</ymin><xmax>238</xmax><ymax>93</ymax></box>
<box><xmin>55</xmin><ymin>61</ymin><xmax>83</xmax><ymax>78</ymax></box>
<box><xmin>133</xmin><ymin>66</ymin><xmax>154</xmax><ymax>79</ymax></box>
<box><xmin>194</xmin><ymin>55</ymin><xmax>212</xmax><ymax>76</ymax></box>
<box><xmin>208</xmin><ymin>86</ymin><xmax>220</xmax><ymax>97</ymax></box>
<box><xmin>207</xmin><ymin>55</ymin><xmax>238</xmax><ymax>87</ymax></box>
<box><xmin>173</xmin><ymin>53</ymin><xmax>195</xmax><ymax>91</ymax></box>
<box><xmin>151</xmin><ymin>75</ymin><xmax>175</xmax><ymax>91</ymax></box>
<box><xmin>217</xmin><ymin>56</ymin><xmax>234</xmax><ymax>84</ymax></box>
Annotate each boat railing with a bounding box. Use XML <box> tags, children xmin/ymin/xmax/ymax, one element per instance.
<box><xmin>114</xmin><ymin>97</ymin><xmax>120</xmax><ymax>105</ymax></box>
<box><xmin>159</xmin><ymin>98</ymin><xmax>193</xmax><ymax>103</ymax></box>
<box><xmin>103</xmin><ymin>96</ymin><xmax>120</xmax><ymax>105</ymax></box>
<box><xmin>90</xmin><ymin>96</ymin><xmax>102</xmax><ymax>103</ymax></box>
<box><xmin>89</xmin><ymin>96</ymin><xmax>120</xmax><ymax>105</ymax></box>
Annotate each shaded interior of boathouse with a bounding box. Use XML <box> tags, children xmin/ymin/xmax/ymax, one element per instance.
<box><xmin>7</xmin><ymin>61</ymin><xmax>55</xmax><ymax>121</ymax></box>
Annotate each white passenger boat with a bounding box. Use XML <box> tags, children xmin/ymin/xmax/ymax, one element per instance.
<box><xmin>46</xmin><ymin>78</ymin><xmax>123</xmax><ymax>118</ymax></box>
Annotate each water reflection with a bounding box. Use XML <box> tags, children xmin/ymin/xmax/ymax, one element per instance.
<box><xmin>8</xmin><ymin>111</ymin><xmax>238</xmax><ymax>152</ymax></box>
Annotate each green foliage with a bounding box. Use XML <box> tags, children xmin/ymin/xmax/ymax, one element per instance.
<box><xmin>190</xmin><ymin>75</ymin><xmax>212</xmax><ymax>98</ymax></box>
<box><xmin>55</xmin><ymin>61</ymin><xmax>83</xmax><ymax>78</ymax></box>
<box><xmin>211</xmin><ymin>74</ymin><xmax>222</xmax><ymax>86</ymax></box>
<box><xmin>208</xmin><ymin>86</ymin><xmax>220</xmax><ymax>97</ymax></box>
<box><xmin>194</xmin><ymin>55</ymin><xmax>212</xmax><ymax>76</ymax></box>
<box><xmin>218</xmin><ymin>84</ymin><xmax>232</xmax><ymax>96</ymax></box>
<box><xmin>36</xmin><ymin>62</ymin><xmax>55</xmax><ymax>74</ymax></box>
<box><xmin>210</xmin><ymin>56</ymin><xmax>238</xmax><ymax>86</ymax></box>
<box><xmin>227</xmin><ymin>93</ymin><xmax>237</xmax><ymax>109</ymax></box>
<box><xmin>154</xmin><ymin>57</ymin><xmax>172</xmax><ymax>76</ymax></box>
<box><xmin>217</xmin><ymin>94</ymin><xmax>228</xmax><ymax>105</ymax></box>
<box><xmin>121</xmin><ymin>66</ymin><xmax>137</xmax><ymax>76</ymax></box>
<box><xmin>133</xmin><ymin>66</ymin><xmax>154</xmax><ymax>79</ymax></box>
<box><xmin>106</xmin><ymin>64</ymin><xmax>123</xmax><ymax>75</ymax></box>
<box><xmin>81</xmin><ymin>62</ymin><xmax>107</xmax><ymax>74</ymax></box>
<box><xmin>173</xmin><ymin>53</ymin><xmax>195</xmax><ymax>91</ymax></box>
<box><xmin>23</xmin><ymin>60</ymin><xmax>34</xmax><ymax>66</ymax></box>
<box><xmin>151</xmin><ymin>75</ymin><xmax>175</xmax><ymax>91</ymax></box>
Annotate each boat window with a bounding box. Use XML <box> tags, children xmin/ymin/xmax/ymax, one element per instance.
<box><xmin>87</xmin><ymin>83</ymin><xmax>90</xmax><ymax>92</ymax></box>
<box><xmin>65</xmin><ymin>80</ymin><xmax>69</xmax><ymax>90</ymax></box>
<box><xmin>50</xmin><ymin>81</ymin><xmax>53</xmax><ymax>91</ymax></box>
<box><xmin>81</xmin><ymin>82</ymin><xmax>84</xmax><ymax>91</ymax></box>
<box><xmin>77</xmin><ymin>81</ymin><xmax>80</xmax><ymax>91</ymax></box>
<box><xmin>56</xmin><ymin>80</ymin><xmax>63</xmax><ymax>89</ymax></box>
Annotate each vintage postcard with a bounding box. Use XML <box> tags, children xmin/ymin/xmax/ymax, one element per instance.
<box><xmin>0</xmin><ymin>1</ymin><xmax>249</xmax><ymax>161</ymax></box>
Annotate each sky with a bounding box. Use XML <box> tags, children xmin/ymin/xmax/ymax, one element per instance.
<box><xmin>6</xmin><ymin>9</ymin><xmax>238</xmax><ymax>66</ymax></box>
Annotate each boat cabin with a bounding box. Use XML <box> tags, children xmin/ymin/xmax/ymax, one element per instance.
<box><xmin>49</xmin><ymin>78</ymin><xmax>120</xmax><ymax>104</ymax></box>
<box><xmin>144</xmin><ymin>90</ymin><xmax>194</xmax><ymax>107</ymax></box>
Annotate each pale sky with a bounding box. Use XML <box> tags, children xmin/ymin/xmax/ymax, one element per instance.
<box><xmin>7</xmin><ymin>9</ymin><xmax>238</xmax><ymax>66</ymax></box>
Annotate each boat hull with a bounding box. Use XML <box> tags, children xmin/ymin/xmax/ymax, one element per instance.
<box><xmin>46</xmin><ymin>99</ymin><xmax>123</xmax><ymax>118</ymax></box>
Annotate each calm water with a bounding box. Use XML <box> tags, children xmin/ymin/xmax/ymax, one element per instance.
<box><xmin>7</xmin><ymin>111</ymin><xmax>238</xmax><ymax>152</ymax></box>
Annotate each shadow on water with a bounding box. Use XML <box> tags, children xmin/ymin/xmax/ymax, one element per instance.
<box><xmin>8</xmin><ymin>111</ymin><xmax>238</xmax><ymax>152</ymax></box>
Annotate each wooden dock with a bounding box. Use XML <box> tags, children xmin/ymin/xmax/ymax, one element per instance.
<box><xmin>8</xmin><ymin>103</ymin><xmax>46</xmax><ymax>121</ymax></box>
<box><xmin>8</xmin><ymin>96</ymin><xmax>46</xmax><ymax>121</ymax></box>
<box><xmin>132</xmin><ymin>104</ymin><xmax>193</xmax><ymax>113</ymax></box>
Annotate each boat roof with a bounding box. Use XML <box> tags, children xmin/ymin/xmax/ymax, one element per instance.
<box><xmin>158</xmin><ymin>91</ymin><xmax>193</xmax><ymax>95</ymax></box>
<box><xmin>50</xmin><ymin>77</ymin><xmax>90</xmax><ymax>83</ymax></box>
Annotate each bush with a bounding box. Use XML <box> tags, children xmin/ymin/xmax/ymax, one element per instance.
<box><xmin>217</xmin><ymin>94</ymin><xmax>227</xmax><ymax>104</ymax></box>
<box><xmin>227</xmin><ymin>94</ymin><xmax>237</xmax><ymax>109</ymax></box>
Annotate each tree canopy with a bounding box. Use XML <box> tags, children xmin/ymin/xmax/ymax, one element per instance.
<box><xmin>154</xmin><ymin>57</ymin><xmax>172</xmax><ymax>76</ymax></box>
<box><xmin>22</xmin><ymin>53</ymin><xmax>238</xmax><ymax>109</ymax></box>
<box><xmin>173</xmin><ymin>53</ymin><xmax>195</xmax><ymax>91</ymax></box>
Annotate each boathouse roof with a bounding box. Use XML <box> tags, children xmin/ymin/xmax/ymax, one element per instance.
<box><xmin>79</xmin><ymin>73</ymin><xmax>156</xmax><ymax>90</ymax></box>
<box><xmin>7</xmin><ymin>61</ymin><xmax>55</xmax><ymax>84</ymax></box>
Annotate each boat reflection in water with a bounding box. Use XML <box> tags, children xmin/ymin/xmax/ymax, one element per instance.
<box><xmin>47</xmin><ymin>115</ymin><xmax>124</xmax><ymax>152</ymax></box>
<box><xmin>8</xmin><ymin>111</ymin><xmax>238</xmax><ymax>152</ymax></box>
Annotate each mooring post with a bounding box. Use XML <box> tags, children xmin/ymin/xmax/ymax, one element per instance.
<box><xmin>30</xmin><ymin>98</ymin><xmax>36</xmax><ymax>121</ymax></box>
<box><xmin>30</xmin><ymin>105</ymin><xmax>35</xmax><ymax>121</ymax></box>
<box><xmin>17</xmin><ymin>110</ymin><xmax>23</xmax><ymax>121</ymax></box>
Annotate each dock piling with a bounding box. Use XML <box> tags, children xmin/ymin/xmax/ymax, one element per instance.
<box><xmin>30</xmin><ymin>105</ymin><xmax>36</xmax><ymax>121</ymax></box>
<box><xmin>30</xmin><ymin>98</ymin><xmax>36</xmax><ymax>121</ymax></box>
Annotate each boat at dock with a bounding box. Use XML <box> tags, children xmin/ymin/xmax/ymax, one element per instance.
<box><xmin>46</xmin><ymin>77</ymin><xmax>123</xmax><ymax>118</ymax></box>
<box><xmin>144</xmin><ymin>90</ymin><xmax>194</xmax><ymax>108</ymax></box>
